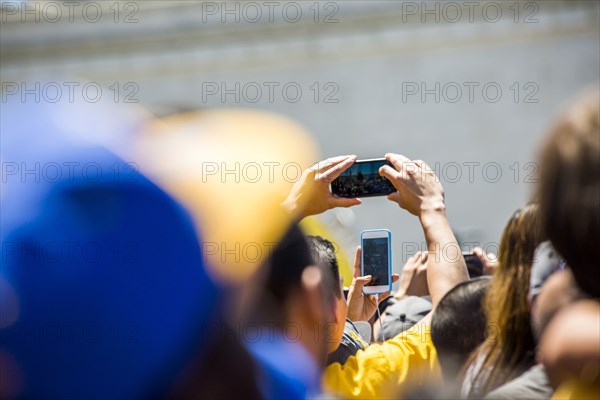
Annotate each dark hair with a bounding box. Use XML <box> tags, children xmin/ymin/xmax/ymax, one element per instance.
<box><xmin>431</xmin><ymin>277</ymin><xmax>491</xmax><ymax>381</ymax></box>
<box><xmin>468</xmin><ymin>204</ymin><xmax>545</xmax><ymax>396</ymax></box>
<box><xmin>264</xmin><ymin>224</ymin><xmax>315</xmax><ymax>306</ymax></box>
<box><xmin>537</xmin><ymin>89</ymin><xmax>600</xmax><ymax>297</ymax></box>
<box><xmin>306</xmin><ymin>236</ymin><xmax>342</xmax><ymax>300</ymax></box>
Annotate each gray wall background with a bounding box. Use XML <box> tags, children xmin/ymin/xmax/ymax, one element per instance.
<box><xmin>2</xmin><ymin>1</ymin><xmax>599</xmax><ymax>276</ymax></box>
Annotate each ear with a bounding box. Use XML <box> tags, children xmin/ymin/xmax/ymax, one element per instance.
<box><xmin>300</xmin><ymin>266</ymin><xmax>326</xmax><ymax>325</ymax></box>
<box><xmin>329</xmin><ymin>295</ymin><xmax>341</xmax><ymax>324</ymax></box>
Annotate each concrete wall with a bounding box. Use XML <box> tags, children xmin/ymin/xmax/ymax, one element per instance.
<box><xmin>2</xmin><ymin>1</ymin><xmax>598</xmax><ymax>273</ymax></box>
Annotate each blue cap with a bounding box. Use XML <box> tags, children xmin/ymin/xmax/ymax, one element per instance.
<box><xmin>1</xmin><ymin>87</ymin><xmax>219</xmax><ymax>399</ymax></box>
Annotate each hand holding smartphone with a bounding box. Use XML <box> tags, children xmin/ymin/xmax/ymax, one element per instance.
<box><xmin>463</xmin><ymin>251</ymin><xmax>484</xmax><ymax>278</ymax></box>
<box><xmin>331</xmin><ymin>158</ymin><xmax>397</xmax><ymax>198</ymax></box>
<box><xmin>361</xmin><ymin>229</ymin><xmax>392</xmax><ymax>294</ymax></box>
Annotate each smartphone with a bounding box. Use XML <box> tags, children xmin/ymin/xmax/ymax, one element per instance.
<box><xmin>361</xmin><ymin>229</ymin><xmax>392</xmax><ymax>294</ymax></box>
<box><xmin>463</xmin><ymin>252</ymin><xmax>484</xmax><ymax>278</ymax></box>
<box><xmin>331</xmin><ymin>158</ymin><xmax>397</xmax><ymax>198</ymax></box>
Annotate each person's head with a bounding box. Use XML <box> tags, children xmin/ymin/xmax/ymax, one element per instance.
<box><xmin>252</xmin><ymin>224</ymin><xmax>333</xmax><ymax>364</ymax></box>
<box><xmin>306</xmin><ymin>236</ymin><xmax>347</xmax><ymax>354</ymax></box>
<box><xmin>537</xmin><ymin>88</ymin><xmax>600</xmax><ymax>297</ymax></box>
<box><xmin>469</xmin><ymin>203</ymin><xmax>546</xmax><ymax>395</ymax></box>
<box><xmin>431</xmin><ymin>277</ymin><xmax>491</xmax><ymax>382</ymax></box>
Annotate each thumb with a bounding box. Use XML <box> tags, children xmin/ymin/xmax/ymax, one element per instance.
<box><xmin>353</xmin><ymin>246</ymin><xmax>361</xmax><ymax>278</ymax></box>
<box><xmin>387</xmin><ymin>191</ymin><xmax>401</xmax><ymax>204</ymax></box>
<box><xmin>352</xmin><ymin>275</ymin><xmax>372</xmax><ymax>291</ymax></box>
<box><xmin>331</xmin><ymin>197</ymin><xmax>362</xmax><ymax>208</ymax></box>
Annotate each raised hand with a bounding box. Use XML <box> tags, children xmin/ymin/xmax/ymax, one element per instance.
<box><xmin>378</xmin><ymin>154</ymin><xmax>445</xmax><ymax>217</ymax></box>
<box><xmin>282</xmin><ymin>155</ymin><xmax>362</xmax><ymax>219</ymax></box>
<box><xmin>346</xmin><ymin>246</ymin><xmax>399</xmax><ymax>322</ymax></box>
<box><xmin>394</xmin><ymin>251</ymin><xmax>429</xmax><ymax>300</ymax></box>
<box><xmin>473</xmin><ymin>246</ymin><xmax>498</xmax><ymax>275</ymax></box>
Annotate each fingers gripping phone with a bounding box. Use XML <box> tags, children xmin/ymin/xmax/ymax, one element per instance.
<box><xmin>361</xmin><ymin>229</ymin><xmax>392</xmax><ymax>294</ymax></box>
<box><xmin>331</xmin><ymin>158</ymin><xmax>397</xmax><ymax>198</ymax></box>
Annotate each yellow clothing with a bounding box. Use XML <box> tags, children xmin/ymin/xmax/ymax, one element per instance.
<box><xmin>323</xmin><ymin>325</ymin><xmax>441</xmax><ymax>399</ymax></box>
<box><xmin>552</xmin><ymin>380</ymin><xmax>599</xmax><ymax>400</ymax></box>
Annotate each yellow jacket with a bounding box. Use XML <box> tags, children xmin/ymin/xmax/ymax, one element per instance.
<box><xmin>323</xmin><ymin>325</ymin><xmax>441</xmax><ymax>399</ymax></box>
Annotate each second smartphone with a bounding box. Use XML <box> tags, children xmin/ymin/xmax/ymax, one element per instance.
<box><xmin>331</xmin><ymin>158</ymin><xmax>397</xmax><ymax>198</ymax></box>
<box><xmin>463</xmin><ymin>251</ymin><xmax>484</xmax><ymax>278</ymax></box>
<box><xmin>361</xmin><ymin>229</ymin><xmax>392</xmax><ymax>294</ymax></box>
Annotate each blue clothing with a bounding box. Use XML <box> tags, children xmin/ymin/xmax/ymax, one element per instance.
<box><xmin>1</xmin><ymin>88</ymin><xmax>219</xmax><ymax>399</ymax></box>
<box><xmin>247</xmin><ymin>330</ymin><xmax>321</xmax><ymax>399</ymax></box>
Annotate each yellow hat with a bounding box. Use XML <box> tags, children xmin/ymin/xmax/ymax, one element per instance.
<box><xmin>135</xmin><ymin>109</ymin><xmax>319</xmax><ymax>284</ymax></box>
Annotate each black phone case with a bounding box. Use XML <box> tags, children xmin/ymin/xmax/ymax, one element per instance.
<box><xmin>331</xmin><ymin>159</ymin><xmax>397</xmax><ymax>198</ymax></box>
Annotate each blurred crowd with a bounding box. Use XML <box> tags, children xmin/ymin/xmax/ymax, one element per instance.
<box><xmin>1</xmin><ymin>84</ymin><xmax>598</xmax><ymax>400</ymax></box>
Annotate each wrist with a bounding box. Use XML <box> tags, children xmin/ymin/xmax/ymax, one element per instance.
<box><xmin>282</xmin><ymin>198</ymin><xmax>300</xmax><ymax>217</ymax></box>
<box><xmin>418</xmin><ymin>203</ymin><xmax>447</xmax><ymax>227</ymax></box>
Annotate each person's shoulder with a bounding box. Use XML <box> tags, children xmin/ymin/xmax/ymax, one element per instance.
<box><xmin>325</xmin><ymin>323</ymin><xmax>436</xmax><ymax>373</ymax></box>
<box><xmin>484</xmin><ymin>364</ymin><xmax>553</xmax><ymax>400</ymax></box>
<box><xmin>540</xmin><ymin>300</ymin><xmax>600</xmax><ymax>394</ymax></box>
<box><xmin>540</xmin><ymin>300</ymin><xmax>599</xmax><ymax>385</ymax></box>
<box><xmin>542</xmin><ymin>300</ymin><xmax>599</xmax><ymax>354</ymax></box>
<box><xmin>386</xmin><ymin>323</ymin><xmax>435</xmax><ymax>349</ymax></box>
<box><xmin>327</xmin><ymin>320</ymin><xmax>369</xmax><ymax>366</ymax></box>
<box><xmin>355</xmin><ymin>323</ymin><xmax>436</xmax><ymax>366</ymax></box>
<box><xmin>379</xmin><ymin>296</ymin><xmax>432</xmax><ymax>340</ymax></box>
<box><xmin>323</xmin><ymin>324</ymin><xmax>440</xmax><ymax>399</ymax></box>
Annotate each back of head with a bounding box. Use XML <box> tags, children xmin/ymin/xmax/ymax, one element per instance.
<box><xmin>431</xmin><ymin>277</ymin><xmax>491</xmax><ymax>381</ymax></box>
<box><xmin>471</xmin><ymin>203</ymin><xmax>546</xmax><ymax>395</ymax></box>
<box><xmin>306</xmin><ymin>235</ymin><xmax>342</xmax><ymax>301</ymax></box>
<box><xmin>490</xmin><ymin>204</ymin><xmax>546</xmax><ymax>335</ymax></box>
<box><xmin>255</xmin><ymin>223</ymin><xmax>315</xmax><ymax>324</ymax></box>
<box><xmin>537</xmin><ymin>88</ymin><xmax>600</xmax><ymax>297</ymax></box>
<box><xmin>306</xmin><ymin>235</ymin><xmax>348</xmax><ymax>356</ymax></box>
<box><xmin>246</xmin><ymin>225</ymin><xmax>335</xmax><ymax>398</ymax></box>
<box><xmin>496</xmin><ymin>204</ymin><xmax>546</xmax><ymax>284</ymax></box>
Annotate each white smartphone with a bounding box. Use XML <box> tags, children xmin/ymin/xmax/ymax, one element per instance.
<box><xmin>360</xmin><ymin>229</ymin><xmax>392</xmax><ymax>294</ymax></box>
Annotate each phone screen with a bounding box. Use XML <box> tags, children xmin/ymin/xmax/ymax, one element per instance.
<box><xmin>362</xmin><ymin>237</ymin><xmax>390</xmax><ymax>286</ymax></box>
<box><xmin>331</xmin><ymin>159</ymin><xmax>397</xmax><ymax>198</ymax></box>
<box><xmin>464</xmin><ymin>253</ymin><xmax>484</xmax><ymax>278</ymax></box>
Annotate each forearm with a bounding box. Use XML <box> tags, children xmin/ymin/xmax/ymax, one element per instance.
<box><xmin>419</xmin><ymin>209</ymin><xmax>468</xmax><ymax>307</ymax></box>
